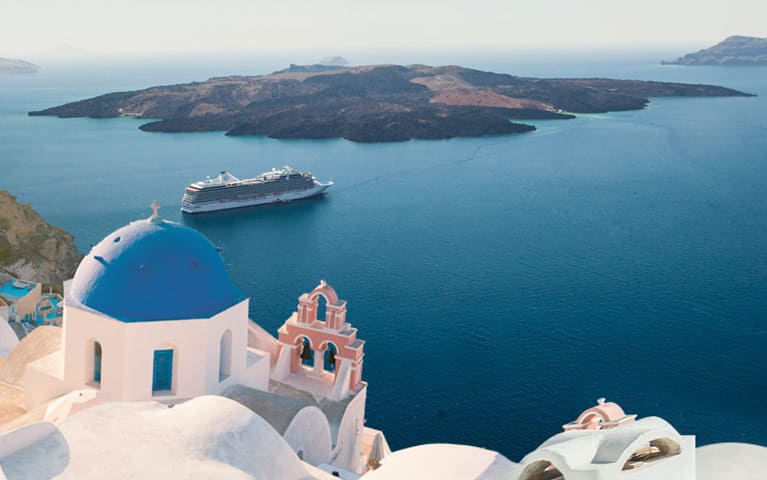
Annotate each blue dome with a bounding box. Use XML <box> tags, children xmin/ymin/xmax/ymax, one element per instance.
<box><xmin>69</xmin><ymin>219</ymin><xmax>246</xmax><ymax>322</ymax></box>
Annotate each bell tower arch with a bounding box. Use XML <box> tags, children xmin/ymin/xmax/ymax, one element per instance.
<box><xmin>274</xmin><ymin>280</ymin><xmax>365</xmax><ymax>401</ymax></box>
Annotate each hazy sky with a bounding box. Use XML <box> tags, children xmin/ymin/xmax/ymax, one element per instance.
<box><xmin>2</xmin><ymin>0</ymin><xmax>765</xmax><ymax>57</ymax></box>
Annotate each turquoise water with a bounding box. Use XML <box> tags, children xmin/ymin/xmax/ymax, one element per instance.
<box><xmin>37</xmin><ymin>297</ymin><xmax>60</xmax><ymax>324</ymax></box>
<box><xmin>1</xmin><ymin>52</ymin><xmax>766</xmax><ymax>459</ymax></box>
<box><xmin>0</xmin><ymin>281</ymin><xmax>32</xmax><ymax>302</ymax></box>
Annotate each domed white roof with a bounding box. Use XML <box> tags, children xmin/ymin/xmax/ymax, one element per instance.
<box><xmin>68</xmin><ymin>218</ymin><xmax>245</xmax><ymax>322</ymax></box>
<box><xmin>363</xmin><ymin>443</ymin><xmax>520</xmax><ymax>480</ymax></box>
<box><xmin>0</xmin><ymin>396</ymin><xmax>316</xmax><ymax>479</ymax></box>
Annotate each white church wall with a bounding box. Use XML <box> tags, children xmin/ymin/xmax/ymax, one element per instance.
<box><xmin>121</xmin><ymin>317</ymin><xmax>209</xmax><ymax>400</ymax></box>
<box><xmin>202</xmin><ymin>301</ymin><xmax>251</xmax><ymax>393</ymax></box>
<box><xmin>329</xmin><ymin>358</ymin><xmax>352</xmax><ymax>401</ymax></box>
<box><xmin>283</xmin><ymin>406</ymin><xmax>333</xmax><ymax>465</ymax></box>
<box><xmin>273</xmin><ymin>343</ymin><xmax>294</xmax><ymax>380</ymax></box>
<box><xmin>62</xmin><ymin>306</ymin><xmax>127</xmax><ymax>399</ymax></box>
<box><xmin>23</xmin><ymin>352</ymin><xmax>67</xmax><ymax>410</ymax></box>
<box><xmin>244</xmin><ymin>347</ymin><xmax>270</xmax><ymax>391</ymax></box>
<box><xmin>332</xmin><ymin>385</ymin><xmax>368</xmax><ymax>473</ymax></box>
<box><xmin>61</xmin><ymin>300</ymin><xmax>268</xmax><ymax>403</ymax></box>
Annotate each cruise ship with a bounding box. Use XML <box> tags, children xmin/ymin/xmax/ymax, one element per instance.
<box><xmin>181</xmin><ymin>166</ymin><xmax>332</xmax><ymax>214</ymax></box>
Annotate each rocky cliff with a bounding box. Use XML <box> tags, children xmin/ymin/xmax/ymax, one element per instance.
<box><xmin>0</xmin><ymin>191</ymin><xmax>81</xmax><ymax>285</ymax></box>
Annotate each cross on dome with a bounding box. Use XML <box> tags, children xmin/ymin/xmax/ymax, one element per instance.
<box><xmin>149</xmin><ymin>200</ymin><xmax>160</xmax><ymax>221</ymax></box>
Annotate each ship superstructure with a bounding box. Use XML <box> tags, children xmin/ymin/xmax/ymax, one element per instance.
<box><xmin>181</xmin><ymin>166</ymin><xmax>332</xmax><ymax>213</ymax></box>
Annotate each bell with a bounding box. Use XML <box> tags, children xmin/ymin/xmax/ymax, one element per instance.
<box><xmin>327</xmin><ymin>349</ymin><xmax>336</xmax><ymax>365</ymax></box>
<box><xmin>301</xmin><ymin>344</ymin><xmax>313</xmax><ymax>361</ymax></box>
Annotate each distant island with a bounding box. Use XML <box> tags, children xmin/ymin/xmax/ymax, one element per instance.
<box><xmin>663</xmin><ymin>36</ymin><xmax>767</xmax><ymax>65</ymax></box>
<box><xmin>29</xmin><ymin>64</ymin><xmax>751</xmax><ymax>142</ymax></box>
<box><xmin>0</xmin><ymin>58</ymin><xmax>40</xmax><ymax>74</ymax></box>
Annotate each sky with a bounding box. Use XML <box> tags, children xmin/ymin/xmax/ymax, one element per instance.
<box><xmin>1</xmin><ymin>0</ymin><xmax>765</xmax><ymax>58</ymax></box>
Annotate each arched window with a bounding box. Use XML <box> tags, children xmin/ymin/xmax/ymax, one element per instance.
<box><xmin>93</xmin><ymin>341</ymin><xmax>102</xmax><ymax>385</ymax></box>
<box><xmin>219</xmin><ymin>330</ymin><xmax>232</xmax><ymax>381</ymax></box>
<box><xmin>622</xmin><ymin>438</ymin><xmax>681</xmax><ymax>471</ymax></box>
<box><xmin>323</xmin><ymin>342</ymin><xmax>338</xmax><ymax>373</ymax></box>
<box><xmin>299</xmin><ymin>337</ymin><xmax>314</xmax><ymax>367</ymax></box>
<box><xmin>316</xmin><ymin>294</ymin><xmax>327</xmax><ymax>322</ymax></box>
<box><xmin>520</xmin><ymin>460</ymin><xmax>565</xmax><ymax>480</ymax></box>
<box><xmin>152</xmin><ymin>348</ymin><xmax>174</xmax><ymax>393</ymax></box>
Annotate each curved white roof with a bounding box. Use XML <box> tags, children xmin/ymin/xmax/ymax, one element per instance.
<box><xmin>0</xmin><ymin>395</ymin><xmax>316</xmax><ymax>479</ymax></box>
<box><xmin>696</xmin><ymin>443</ymin><xmax>767</xmax><ymax>480</ymax></box>
<box><xmin>363</xmin><ymin>443</ymin><xmax>520</xmax><ymax>480</ymax></box>
<box><xmin>520</xmin><ymin>416</ymin><xmax>682</xmax><ymax>476</ymax></box>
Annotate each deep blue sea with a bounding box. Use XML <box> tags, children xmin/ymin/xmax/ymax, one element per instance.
<box><xmin>1</xmin><ymin>49</ymin><xmax>765</xmax><ymax>460</ymax></box>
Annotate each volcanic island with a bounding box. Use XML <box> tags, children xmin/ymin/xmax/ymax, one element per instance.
<box><xmin>30</xmin><ymin>64</ymin><xmax>753</xmax><ymax>142</ymax></box>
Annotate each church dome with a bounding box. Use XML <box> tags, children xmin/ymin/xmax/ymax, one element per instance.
<box><xmin>68</xmin><ymin>217</ymin><xmax>246</xmax><ymax>322</ymax></box>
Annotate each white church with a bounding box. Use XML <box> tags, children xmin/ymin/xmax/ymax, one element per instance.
<box><xmin>0</xmin><ymin>206</ymin><xmax>763</xmax><ymax>479</ymax></box>
<box><xmin>41</xmin><ymin>207</ymin><xmax>269</xmax><ymax>403</ymax></box>
<box><xmin>14</xmin><ymin>206</ymin><xmax>376</xmax><ymax>475</ymax></box>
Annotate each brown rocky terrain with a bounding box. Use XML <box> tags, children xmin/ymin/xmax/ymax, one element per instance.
<box><xmin>29</xmin><ymin>64</ymin><xmax>752</xmax><ymax>142</ymax></box>
<box><xmin>0</xmin><ymin>191</ymin><xmax>81</xmax><ymax>286</ymax></box>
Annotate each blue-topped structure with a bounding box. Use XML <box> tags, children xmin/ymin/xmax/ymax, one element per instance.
<box><xmin>68</xmin><ymin>205</ymin><xmax>246</xmax><ymax>322</ymax></box>
<box><xmin>0</xmin><ymin>280</ymin><xmax>33</xmax><ymax>302</ymax></box>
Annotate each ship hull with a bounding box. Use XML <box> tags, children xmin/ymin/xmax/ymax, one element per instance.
<box><xmin>181</xmin><ymin>183</ymin><xmax>331</xmax><ymax>214</ymax></box>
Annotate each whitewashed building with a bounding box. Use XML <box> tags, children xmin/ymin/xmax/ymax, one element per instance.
<box><xmin>24</xmin><ymin>208</ymin><xmax>268</xmax><ymax>406</ymax></box>
<box><xmin>15</xmin><ymin>206</ymin><xmax>373</xmax><ymax>475</ymax></box>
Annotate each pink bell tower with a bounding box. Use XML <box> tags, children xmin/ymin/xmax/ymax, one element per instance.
<box><xmin>562</xmin><ymin>398</ymin><xmax>637</xmax><ymax>431</ymax></box>
<box><xmin>274</xmin><ymin>280</ymin><xmax>365</xmax><ymax>400</ymax></box>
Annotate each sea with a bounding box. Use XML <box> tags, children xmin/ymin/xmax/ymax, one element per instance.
<box><xmin>1</xmin><ymin>49</ymin><xmax>765</xmax><ymax>460</ymax></box>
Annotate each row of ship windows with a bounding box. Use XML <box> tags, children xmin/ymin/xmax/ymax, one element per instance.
<box><xmin>187</xmin><ymin>183</ymin><xmax>314</xmax><ymax>201</ymax></box>
<box><xmin>191</xmin><ymin>175</ymin><xmax>309</xmax><ymax>192</ymax></box>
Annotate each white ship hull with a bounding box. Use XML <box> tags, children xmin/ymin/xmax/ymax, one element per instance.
<box><xmin>181</xmin><ymin>183</ymin><xmax>331</xmax><ymax>214</ymax></box>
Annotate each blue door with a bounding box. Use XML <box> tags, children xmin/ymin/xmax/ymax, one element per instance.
<box><xmin>152</xmin><ymin>349</ymin><xmax>173</xmax><ymax>392</ymax></box>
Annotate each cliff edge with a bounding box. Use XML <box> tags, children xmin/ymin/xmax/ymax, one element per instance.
<box><xmin>0</xmin><ymin>191</ymin><xmax>81</xmax><ymax>285</ymax></box>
